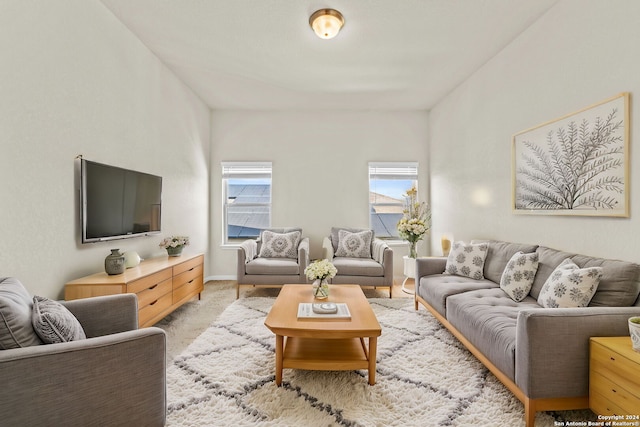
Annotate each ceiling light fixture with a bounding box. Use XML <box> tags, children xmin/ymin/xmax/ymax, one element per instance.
<box><xmin>309</xmin><ymin>9</ymin><xmax>344</xmax><ymax>39</ymax></box>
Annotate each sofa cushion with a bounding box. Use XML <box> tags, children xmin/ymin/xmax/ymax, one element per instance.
<box><xmin>258</xmin><ymin>230</ymin><xmax>301</xmax><ymax>259</ymax></box>
<box><xmin>483</xmin><ymin>241</ymin><xmax>539</xmax><ymax>284</ymax></box>
<box><xmin>444</xmin><ymin>242</ymin><xmax>488</xmax><ymax>280</ymax></box>
<box><xmin>500</xmin><ymin>251</ymin><xmax>539</xmax><ymax>302</ymax></box>
<box><xmin>330</xmin><ymin>227</ymin><xmax>375</xmax><ymax>252</ymax></box>
<box><xmin>257</xmin><ymin>227</ymin><xmax>302</xmax><ymax>254</ymax></box>
<box><xmin>335</xmin><ymin>229</ymin><xmax>373</xmax><ymax>258</ymax></box>
<box><xmin>245</xmin><ymin>257</ymin><xmax>299</xmax><ymax>275</ymax></box>
<box><xmin>332</xmin><ymin>257</ymin><xmax>383</xmax><ymax>277</ymax></box>
<box><xmin>446</xmin><ymin>288</ymin><xmax>542</xmax><ymax>382</ymax></box>
<box><xmin>417</xmin><ymin>275</ymin><xmax>497</xmax><ymax>317</ymax></box>
<box><xmin>32</xmin><ymin>296</ymin><xmax>86</xmax><ymax>344</ymax></box>
<box><xmin>537</xmin><ymin>259</ymin><xmax>602</xmax><ymax>308</ymax></box>
<box><xmin>570</xmin><ymin>254</ymin><xmax>640</xmax><ymax>307</ymax></box>
<box><xmin>0</xmin><ymin>277</ymin><xmax>43</xmax><ymax>349</ymax></box>
<box><xmin>530</xmin><ymin>246</ymin><xmax>577</xmax><ymax>299</ymax></box>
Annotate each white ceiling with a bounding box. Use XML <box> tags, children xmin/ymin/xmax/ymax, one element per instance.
<box><xmin>100</xmin><ymin>0</ymin><xmax>559</xmax><ymax>111</ymax></box>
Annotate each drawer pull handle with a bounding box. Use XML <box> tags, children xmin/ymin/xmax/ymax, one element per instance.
<box><xmin>150</xmin><ymin>299</ymin><xmax>158</xmax><ymax>306</ymax></box>
<box><xmin>189</xmin><ymin>279</ymin><xmax>194</xmax><ymax>284</ymax></box>
<box><xmin>610</xmin><ymin>356</ymin><xmax>616</xmax><ymax>361</ymax></box>
<box><xmin>611</xmin><ymin>388</ymin><xmax>617</xmax><ymax>393</ymax></box>
<box><xmin>149</xmin><ymin>284</ymin><xmax>158</xmax><ymax>290</ymax></box>
<box><xmin>189</xmin><ymin>267</ymin><xmax>195</xmax><ymax>272</ymax></box>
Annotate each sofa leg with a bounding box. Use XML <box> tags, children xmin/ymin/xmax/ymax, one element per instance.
<box><xmin>524</xmin><ymin>398</ymin><xmax>535</xmax><ymax>427</ymax></box>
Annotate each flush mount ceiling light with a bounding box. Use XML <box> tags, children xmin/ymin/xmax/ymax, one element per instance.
<box><xmin>309</xmin><ymin>9</ymin><xmax>344</xmax><ymax>39</ymax></box>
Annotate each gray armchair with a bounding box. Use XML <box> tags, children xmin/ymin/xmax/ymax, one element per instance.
<box><xmin>0</xmin><ymin>278</ymin><xmax>166</xmax><ymax>427</ymax></box>
<box><xmin>236</xmin><ymin>228</ymin><xmax>310</xmax><ymax>298</ymax></box>
<box><xmin>322</xmin><ymin>227</ymin><xmax>393</xmax><ymax>297</ymax></box>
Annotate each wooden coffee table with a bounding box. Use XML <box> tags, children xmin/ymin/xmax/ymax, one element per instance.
<box><xmin>264</xmin><ymin>284</ymin><xmax>382</xmax><ymax>385</ymax></box>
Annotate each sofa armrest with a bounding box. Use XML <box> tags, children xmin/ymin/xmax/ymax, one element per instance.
<box><xmin>515</xmin><ymin>306</ymin><xmax>640</xmax><ymax>399</ymax></box>
<box><xmin>415</xmin><ymin>257</ymin><xmax>447</xmax><ymax>285</ymax></box>
<box><xmin>322</xmin><ymin>236</ymin><xmax>334</xmax><ymax>260</ymax></box>
<box><xmin>0</xmin><ymin>327</ymin><xmax>166</xmax><ymax>426</ymax></box>
<box><xmin>62</xmin><ymin>293</ymin><xmax>138</xmax><ymax>337</ymax></box>
<box><xmin>298</xmin><ymin>237</ymin><xmax>310</xmax><ymax>278</ymax></box>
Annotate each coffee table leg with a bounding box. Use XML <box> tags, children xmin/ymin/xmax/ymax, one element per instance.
<box><xmin>275</xmin><ymin>334</ymin><xmax>283</xmax><ymax>386</ymax></box>
<box><xmin>368</xmin><ymin>336</ymin><xmax>377</xmax><ymax>385</ymax></box>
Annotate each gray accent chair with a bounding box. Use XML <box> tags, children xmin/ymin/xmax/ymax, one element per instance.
<box><xmin>0</xmin><ymin>278</ymin><xmax>166</xmax><ymax>427</ymax></box>
<box><xmin>236</xmin><ymin>228</ymin><xmax>310</xmax><ymax>298</ymax></box>
<box><xmin>322</xmin><ymin>227</ymin><xmax>393</xmax><ymax>297</ymax></box>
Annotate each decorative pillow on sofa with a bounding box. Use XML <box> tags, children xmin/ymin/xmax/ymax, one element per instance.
<box><xmin>258</xmin><ymin>230</ymin><xmax>301</xmax><ymax>259</ymax></box>
<box><xmin>335</xmin><ymin>229</ymin><xmax>373</xmax><ymax>258</ymax></box>
<box><xmin>31</xmin><ymin>296</ymin><xmax>86</xmax><ymax>344</ymax></box>
<box><xmin>500</xmin><ymin>251</ymin><xmax>539</xmax><ymax>302</ymax></box>
<box><xmin>0</xmin><ymin>277</ymin><xmax>43</xmax><ymax>349</ymax></box>
<box><xmin>537</xmin><ymin>258</ymin><xmax>602</xmax><ymax>308</ymax></box>
<box><xmin>444</xmin><ymin>242</ymin><xmax>488</xmax><ymax>280</ymax></box>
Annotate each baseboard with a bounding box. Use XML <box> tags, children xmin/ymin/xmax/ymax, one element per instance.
<box><xmin>205</xmin><ymin>275</ymin><xmax>236</xmax><ymax>282</ymax></box>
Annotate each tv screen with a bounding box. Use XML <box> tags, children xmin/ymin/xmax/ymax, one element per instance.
<box><xmin>81</xmin><ymin>159</ymin><xmax>162</xmax><ymax>243</ymax></box>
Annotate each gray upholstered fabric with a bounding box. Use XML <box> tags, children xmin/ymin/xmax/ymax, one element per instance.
<box><xmin>245</xmin><ymin>257</ymin><xmax>300</xmax><ymax>275</ymax></box>
<box><xmin>332</xmin><ymin>257</ymin><xmax>384</xmax><ymax>277</ymax></box>
<box><xmin>62</xmin><ymin>294</ymin><xmax>138</xmax><ymax>338</ymax></box>
<box><xmin>0</xmin><ymin>277</ymin><xmax>43</xmax><ymax>349</ymax></box>
<box><xmin>483</xmin><ymin>241</ymin><xmax>539</xmax><ymax>284</ymax></box>
<box><xmin>571</xmin><ymin>254</ymin><xmax>640</xmax><ymax>307</ymax></box>
<box><xmin>0</xmin><ymin>294</ymin><xmax>166</xmax><ymax>426</ymax></box>
<box><xmin>529</xmin><ymin>246</ymin><xmax>577</xmax><ymax>299</ymax></box>
<box><xmin>446</xmin><ymin>288</ymin><xmax>542</xmax><ymax>382</ymax></box>
<box><xmin>258</xmin><ymin>230</ymin><xmax>301</xmax><ymax>259</ymax></box>
<box><xmin>335</xmin><ymin>229</ymin><xmax>373</xmax><ymax>258</ymax></box>
<box><xmin>32</xmin><ymin>296</ymin><xmax>86</xmax><ymax>344</ymax></box>
<box><xmin>417</xmin><ymin>274</ymin><xmax>497</xmax><ymax>317</ymax></box>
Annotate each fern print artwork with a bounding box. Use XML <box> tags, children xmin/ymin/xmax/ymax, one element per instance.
<box><xmin>513</xmin><ymin>93</ymin><xmax>629</xmax><ymax>217</ymax></box>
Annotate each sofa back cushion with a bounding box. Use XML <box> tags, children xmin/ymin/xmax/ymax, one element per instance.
<box><xmin>481</xmin><ymin>241</ymin><xmax>539</xmax><ymax>284</ymax></box>
<box><xmin>570</xmin><ymin>254</ymin><xmax>640</xmax><ymax>307</ymax></box>
<box><xmin>0</xmin><ymin>277</ymin><xmax>43</xmax><ymax>349</ymax></box>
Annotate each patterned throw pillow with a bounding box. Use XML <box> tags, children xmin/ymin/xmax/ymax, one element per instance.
<box><xmin>258</xmin><ymin>230</ymin><xmax>301</xmax><ymax>259</ymax></box>
<box><xmin>537</xmin><ymin>258</ymin><xmax>602</xmax><ymax>308</ymax></box>
<box><xmin>444</xmin><ymin>242</ymin><xmax>489</xmax><ymax>280</ymax></box>
<box><xmin>500</xmin><ymin>251</ymin><xmax>539</xmax><ymax>302</ymax></box>
<box><xmin>31</xmin><ymin>296</ymin><xmax>86</xmax><ymax>344</ymax></box>
<box><xmin>335</xmin><ymin>229</ymin><xmax>373</xmax><ymax>258</ymax></box>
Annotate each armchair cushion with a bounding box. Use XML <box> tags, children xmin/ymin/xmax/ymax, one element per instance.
<box><xmin>0</xmin><ymin>277</ymin><xmax>42</xmax><ymax>349</ymax></box>
<box><xmin>332</xmin><ymin>257</ymin><xmax>384</xmax><ymax>277</ymax></box>
<box><xmin>335</xmin><ymin>229</ymin><xmax>373</xmax><ymax>258</ymax></box>
<box><xmin>245</xmin><ymin>257</ymin><xmax>300</xmax><ymax>275</ymax></box>
<box><xmin>32</xmin><ymin>296</ymin><xmax>86</xmax><ymax>344</ymax></box>
<box><xmin>258</xmin><ymin>230</ymin><xmax>301</xmax><ymax>259</ymax></box>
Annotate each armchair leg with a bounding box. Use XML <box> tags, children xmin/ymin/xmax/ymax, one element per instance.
<box><xmin>236</xmin><ymin>283</ymin><xmax>240</xmax><ymax>299</ymax></box>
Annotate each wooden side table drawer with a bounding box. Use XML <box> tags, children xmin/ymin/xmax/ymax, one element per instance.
<box><xmin>590</xmin><ymin>390</ymin><xmax>629</xmax><ymax>416</ymax></box>
<box><xmin>173</xmin><ymin>255</ymin><xmax>203</xmax><ymax>276</ymax></box>
<box><xmin>590</xmin><ymin>370</ymin><xmax>640</xmax><ymax>414</ymax></box>
<box><xmin>138</xmin><ymin>292</ymin><xmax>173</xmax><ymax>326</ymax></box>
<box><xmin>173</xmin><ymin>265</ymin><xmax>203</xmax><ymax>304</ymax></box>
<box><xmin>137</xmin><ymin>278</ymin><xmax>172</xmax><ymax>309</ymax></box>
<box><xmin>127</xmin><ymin>268</ymin><xmax>172</xmax><ymax>294</ymax></box>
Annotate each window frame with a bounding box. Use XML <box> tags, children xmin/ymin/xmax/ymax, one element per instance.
<box><xmin>221</xmin><ymin>162</ymin><xmax>272</xmax><ymax>245</ymax></box>
<box><xmin>368</xmin><ymin>162</ymin><xmax>419</xmax><ymax>240</ymax></box>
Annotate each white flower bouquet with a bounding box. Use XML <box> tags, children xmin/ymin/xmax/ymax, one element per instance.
<box><xmin>397</xmin><ymin>186</ymin><xmax>431</xmax><ymax>258</ymax></box>
<box><xmin>159</xmin><ymin>235</ymin><xmax>190</xmax><ymax>249</ymax></box>
<box><xmin>304</xmin><ymin>259</ymin><xmax>337</xmax><ymax>281</ymax></box>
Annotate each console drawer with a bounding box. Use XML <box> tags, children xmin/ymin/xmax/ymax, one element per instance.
<box><xmin>138</xmin><ymin>292</ymin><xmax>173</xmax><ymax>326</ymax></box>
<box><xmin>590</xmin><ymin>370</ymin><xmax>640</xmax><ymax>414</ymax></box>
<box><xmin>127</xmin><ymin>268</ymin><xmax>172</xmax><ymax>294</ymax></box>
<box><xmin>137</xmin><ymin>278</ymin><xmax>172</xmax><ymax>309</ymax></box>
<box><xmin>173</xmin><ymin>255</ymin><xmax>203</xmax><ymax>276</ymax></box>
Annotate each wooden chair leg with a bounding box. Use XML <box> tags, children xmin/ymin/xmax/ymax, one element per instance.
<box><xmin>236</xmin><ymin>283</ymin><xmax>240</xmax><ymax>299</ymax></box>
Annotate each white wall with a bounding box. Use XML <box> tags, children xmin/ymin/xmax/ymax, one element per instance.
<box><xmin>0</xmin><ymin>1</ymin><xmax>210</xmax><ymax>299</ymax></box>
<box><xmin>429</xmin><ymin>0</ymin><xmax>640</xmax><ymax>263</ymax></box>
<box><xmin>209</xmin><ymin>111</ymin><xmax>429</xmax><ymax>279</ymax></box>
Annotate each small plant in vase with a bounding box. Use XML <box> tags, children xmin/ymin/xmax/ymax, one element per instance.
<box><xmin>304</xmin><ymin>259</ymin><xmax>337</xmax><ymax>299</ymax></box>
<box><xmin>397</xmin><ymin>186</ymin><xmax>431</xmax><ymax>258</ymax></box>
<box><xmin>159</xmin><ymin>235</ymin><xmax>190</xmax><ymax>257</ymax></box>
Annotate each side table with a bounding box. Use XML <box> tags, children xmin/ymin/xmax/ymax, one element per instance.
<box><xmin>402</xmin><ymin>255</ymin><xmax>416</xmax><ymax>294</ymax></box>
<box><xmin>589</xmin><ymin>336</ymin><xmax>640</xmax><ymax>415</ymax></box>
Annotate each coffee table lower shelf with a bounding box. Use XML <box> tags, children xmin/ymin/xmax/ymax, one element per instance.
<box><xmin>275</xmin><ymin>336</ymin><xmax>377</xmax><ymax>385</ymax></box>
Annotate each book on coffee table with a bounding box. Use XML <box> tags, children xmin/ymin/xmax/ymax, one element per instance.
<box><xmin>297</xmin><ymin>303</ymin><xmax>351</xmax><ymax>319</ymax></box>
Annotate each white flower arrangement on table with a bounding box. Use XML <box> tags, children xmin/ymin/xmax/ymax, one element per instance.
<box><xmin>304</xmin><ymin>259</ymin><xmax>337</xmax><ymax>282</ymax></box>
<box><xmin>159</xmin><ymin>236</ymin><xmax>190</xmax><ymax>249</ymax></box>
<box><xmin>397</xmin><ymin>186</ymin><xmax>431</xmax><ymax>258</ymax></box>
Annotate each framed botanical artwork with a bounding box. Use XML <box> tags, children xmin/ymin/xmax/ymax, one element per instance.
<box><xmin>512</xmin><ymin>92</ymin><xmax>630</xmax><ymax>217</ymax></box>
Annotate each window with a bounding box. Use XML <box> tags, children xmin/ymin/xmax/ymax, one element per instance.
<box><xmin>222</xmin><ymin>162</ymin><xmax>272</xmax><ymax>243</ymax></box>
<box><xmin>368</xmin><ymin>162</ymin><xmax>418</xmax><ymax>239</ymax></box>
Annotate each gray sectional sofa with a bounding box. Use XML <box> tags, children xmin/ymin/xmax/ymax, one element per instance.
<box><xmin>415</xmin><ymin>240</ymin><xmax>640</xmax><ymax>427</ymax></box>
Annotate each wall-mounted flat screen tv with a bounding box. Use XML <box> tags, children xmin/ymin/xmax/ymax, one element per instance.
<box><xmin>81</xmin><ymin>159</ymin><xmax>162</xmax><ymax>243</ymax></box>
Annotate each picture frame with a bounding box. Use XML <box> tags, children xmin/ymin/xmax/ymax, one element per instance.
<box><xmin>512</xmin><ymin>93</ymin><xmax>630</xmax><ymax>217</ymax></box>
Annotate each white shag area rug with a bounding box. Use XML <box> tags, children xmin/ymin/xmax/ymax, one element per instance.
<box><xmin>166</xmin><ymin>297</ymin><xmax>596</xmax><ymax>427</ymax></box>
